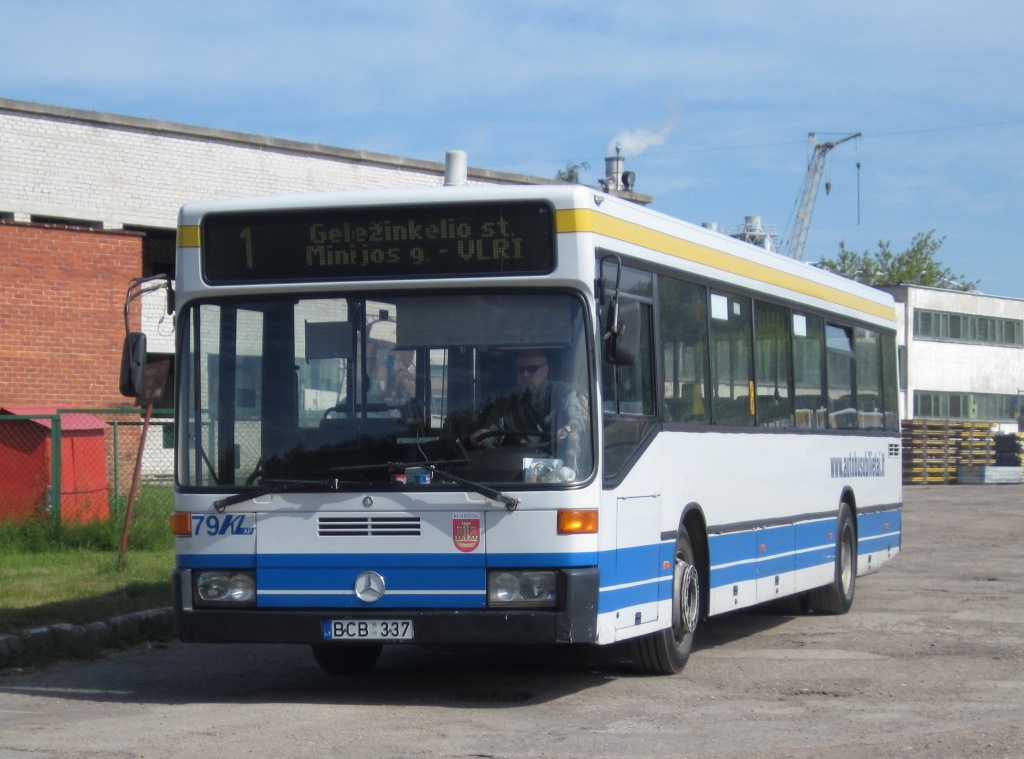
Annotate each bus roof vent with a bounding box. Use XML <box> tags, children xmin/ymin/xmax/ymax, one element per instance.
<box><xmin>444</xmin><ymin>150</ymin><xmax>469</xmax><ymax>186</ymax></box>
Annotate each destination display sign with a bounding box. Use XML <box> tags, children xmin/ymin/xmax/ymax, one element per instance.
<box><xmin>201</xmin><ymin>200</ymin><xmax>556</xmax><ymax>284</ymax></box>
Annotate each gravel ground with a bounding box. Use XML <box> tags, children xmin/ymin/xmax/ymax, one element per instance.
<box><xmin>0</xmin><ymin>484</ymin><xmax>1021</xmax><ymax>758</ymax></box>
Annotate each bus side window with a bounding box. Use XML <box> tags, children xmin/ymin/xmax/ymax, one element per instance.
<box><xmin>793</xmin><ymin>313</ymin><xmax>826</xmax><ymax>428</ymax></box>
<box><xmin>754</xmin><ymin>301</ymin><xmax>794</xmax><ymax>427</ymax></box>
<box><xmin>881</xmin><ymin>332</ymin><xmax>900</xmax><ymax>431</ymax></box>
<box><xmin>602</xmin><ymin>300</ymin><xmax>654</xmax><ymax>416</ymax></box>
<box><xmin>826</xmin><ymin>324</ymin><xmax>856</xmax><ymax>429</ymax></box>
<box><xmin>855</xmin><ymin>327</ymin><xmax>885</xmax><ymax>430</ymax></box>
<box><xmin>658</xmin><ymin>276</ymin><xmax>710</xmax><ymax>424</ymax></box>
<box><xmin>602</xmin><ymin>300</ymin><xmax>656</xmax><ymax>480</ymax></box>
<box><xmin>709</xmin><ymin>292</ymin><xmax>754</xmax><ymax>426</ymax></box>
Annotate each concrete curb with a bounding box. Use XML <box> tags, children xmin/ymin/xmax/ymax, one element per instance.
<box><xmin>0</xmin><ymin>607</ymin><xmax>173</xmax><ymax>669</ymax></box>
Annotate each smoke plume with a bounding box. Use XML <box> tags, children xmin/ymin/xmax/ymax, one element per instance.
<box><xmin>608</xmin><ymin>122</ymin><xmax>675</xmax><ymax>157</ymax></box>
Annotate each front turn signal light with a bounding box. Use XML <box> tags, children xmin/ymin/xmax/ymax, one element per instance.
<box><xmin>171</xmin><ymin>512</ymin><xmax>193</xmax><ymax>537</ymax></box>
<box><xmin>557</xmin><ymin>509</ymin><xmax>598</xmax><ymax>534</ymax></box>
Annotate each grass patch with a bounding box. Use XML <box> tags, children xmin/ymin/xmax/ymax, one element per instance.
<box><xmin>0</xmin><ymin>550</ymin><xmax>173</xmax><ymax>632</ymax></box>
<box><xmin>0</xmin><ymin>486</ymin><xmax>175</xmax><ymax>634</ymax></box>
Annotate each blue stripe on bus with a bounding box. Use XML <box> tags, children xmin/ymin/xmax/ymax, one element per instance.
<box><xmin>709</xmin><ymin>519</ymin><xmax>834</xmax><ymax>587</ymax></box>
<box><xmin>177</xmin><ymin>553</ymin><xmax>256</xmax><ymax>570</ymax></box>
<box><xmin>484</xmin><ymin>552</ymin><xmax>599</xmax><ymax>568</ymax></box>
<box><xmin>259</xmin><ymin>567</ymin><xmax>486</xmax><ymax>592</ymax></box>
<box><xmin>258</xmin><ymin>566</ymin><xmax>489</xmax><ymax>609</ymax></box>
<box><xmin>261</xmin><ymin>592</ymin><xmax>486</xmax><ymax>609</ymax></box>
<box><xmin>178</xmin><ymin>550</ymin><xmax>598</xmax><ymax>610</ymax></box>
<box><xmin>708</xmin><ymin>508</ymin><xmax>901</xmax><ymax>588</ymax></box>
<box><xmin>595</xmin><ymin>542</ymin><xmax>673</xmax><ymax>612</ymax></box>
<box><xmin>858</xmin><ymin>509</ymin><xmax>903</xmax><ymax>552</ymax></box>
<box><xmin>178</xmin><ymin>508</ymin><xmax>902</xmax><ymax>609</ymax></box>
<box><xmin>597</xmin><ymin>580</ymin><xmax>671</xmax><ymax>613</ymax></box>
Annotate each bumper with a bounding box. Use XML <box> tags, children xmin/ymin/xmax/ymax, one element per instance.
<box><xmin>173</xmin><ymin>567</ymin><xmax>599</xmax><ymax>646</ymax></box>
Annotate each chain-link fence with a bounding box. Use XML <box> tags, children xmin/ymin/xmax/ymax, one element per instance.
<box><xmin>0</xmin><ymin>408</ymin><xmax>173</xmax><ymax>530</ymax></box>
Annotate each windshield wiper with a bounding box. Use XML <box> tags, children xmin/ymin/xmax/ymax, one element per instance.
<box><xmin>422</xmin><ymin>464</ymin><xmax>520</xmax><ymax>512</ymax></box>
<box><xmin>213</xmin><ymin>478</ymin><xmax>353</xmax><ymax>512</ymax></box>
<box><xmin>327</xmin><ymin>458</ymin><xmax>468</xmax><ymax>475</ymax></box>
<box><xmin>327</xmin><ymin>460</ymin><xmax>520</xmax><ymax>512</ymax></box>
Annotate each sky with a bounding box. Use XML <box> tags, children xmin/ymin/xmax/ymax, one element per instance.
<box><xmin>3</xmin><ymin>1</ymin><xmax>1023</xmax><ymax>297</ymax></box>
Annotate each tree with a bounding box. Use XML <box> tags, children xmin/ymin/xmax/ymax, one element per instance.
<box><xmin>555</xmin><ymin>160</ymin><xmax>590</xmax><ymax>183</ymax></box>
<box><xmin>815</xmin><ymin>231</ymin><xmax>978</xmax><ymax>291</ymax></box>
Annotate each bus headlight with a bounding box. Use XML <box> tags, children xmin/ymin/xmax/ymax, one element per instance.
<box><xmin>194</xmin><ymin>570</ymin><xmax>256</xmax><ymax>607</ymax></box>
<box><xmin>488</xmin><ymin>570</ymin><xmax>557</xmax><ymax>608</ymax></box>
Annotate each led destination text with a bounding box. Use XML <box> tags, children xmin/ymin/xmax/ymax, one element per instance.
<box><xmin>305</xmin><ymin>217</ymin><xmax>524</xmax><ymax>268</ymax></box>
<box><xmin>309</xmin><ymin>216</ymin><xmax>516</xmax><ymax>244</ymax></box>
<box><xmin>201</xmin><ymin>201</ymin><xmax>554</xmax><ymax>283</ymax></box>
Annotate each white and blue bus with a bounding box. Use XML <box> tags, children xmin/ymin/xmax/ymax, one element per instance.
<box><xmin>145</xmin><ymin>182</ymin><xmax>901</xmax><ymax>675</ymax></box>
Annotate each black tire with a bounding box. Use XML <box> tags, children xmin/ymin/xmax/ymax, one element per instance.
<box><xmin>311</xmin><ymin>643</ymin><xmax>383</xmax><ymax>675</ymax></box>
<box><xmin>631</xmin><ymin>530</ymin><xmax>701</xmax><ymax>675</ymax></box>
<box><xmin>807</xmin><ymin>504</ymin><xmax>856</xmax><ymax>614</ymax></box>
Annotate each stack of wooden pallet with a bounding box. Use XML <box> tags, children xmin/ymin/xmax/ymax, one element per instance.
<box><xmin>955</xmin><ymin>423</ymin><xmax>1022</xmax><ymax>484</ymax></box>
<box><xmin>958</xmin><ymin>421</ymin><xmax>997</xmax><ymax>467</ymax></box>
<box><xmin>902</xmin><ymin>420</ymin><xmax>963</xmax><ymax>484</ymax></box>
<box><xmin>901</xmin><ymin>419</ymin><xmax>997</xmax><ymax>485</ymax></box>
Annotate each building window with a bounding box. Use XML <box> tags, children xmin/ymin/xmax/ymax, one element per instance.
<box><xmin>913</xmin><ymin>390</ymin><xmax>1020</xmax><ymax>422</ymax></box>
<box><xmin>914</xmin><ymin>309</ymin><xmax>1024</xmax><ymax>347</ymax></box>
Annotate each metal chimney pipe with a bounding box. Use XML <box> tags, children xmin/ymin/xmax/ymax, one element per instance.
<box><xmin>605</xmin><ymin>153</ymin><xmax>624</xmax><ymax>191</ymax></box>
<box><xmin>444</xmin><ymin>150</ymin><xmax>468</xmax><ymax>186</ymax></box>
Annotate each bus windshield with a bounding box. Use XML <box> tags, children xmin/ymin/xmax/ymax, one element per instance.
<box><xmin>177</xmin><ymin>290</ymin><xmax>594</xmax><ymax>491</ymax></box>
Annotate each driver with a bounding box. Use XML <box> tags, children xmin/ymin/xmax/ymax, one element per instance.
<box><xmin>470</xmin><ymin>350</ymin><xmax>585</xmax><ymax>449</ymax></box>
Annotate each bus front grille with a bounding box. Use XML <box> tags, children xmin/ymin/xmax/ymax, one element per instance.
<box><xmin>317</xmin><ymin>516</ymin><xmax>421</xmax><ymax>537</ymax></box>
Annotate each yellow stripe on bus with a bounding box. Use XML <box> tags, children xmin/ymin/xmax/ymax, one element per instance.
<box><xmin>556</xmin><ymin>208</ymin><xmax>895</xmax><ymax>323</ymax></box>
<box><xmin>178</xmin><ymin>225</ymin><xmax>201</xmax><ymax>248</ymax></box>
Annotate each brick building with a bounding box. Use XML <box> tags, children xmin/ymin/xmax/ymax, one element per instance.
<box><xmin>0</xmin><ymin>223</ymin><xmax>140</xmax><ymax>406</ymax></box>
<box><xmin>0</xmin><ymin>98</ymin><xmax>565</xmax><ymax>409</ymax></box>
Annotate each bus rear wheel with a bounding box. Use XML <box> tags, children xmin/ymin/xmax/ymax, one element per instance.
<box><xmin>312</xmin><ymin>643</ymin><xmax>383</xmax><ymax>674</ymax></box>
<box><xmin>631</xmin><ymin>530</ymin><xmax>701</xmax><ymax>675</ymax></box>
<box><xmin>807</xmin><ymin>504</ymin><xmax>856</xmax><ymax>614</ymax></box>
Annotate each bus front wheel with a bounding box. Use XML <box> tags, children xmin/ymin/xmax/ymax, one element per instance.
<box><xmin>631</xmin><ymin>530</ymin><xmax>701</xmax><ymax>675</ymax></box>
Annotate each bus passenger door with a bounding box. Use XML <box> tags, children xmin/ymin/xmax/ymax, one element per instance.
<box><xmin>597</xmin><ymin>271</ymin><xmax>665</xmax><ymax>631</ymax></box>
<box><xmin>613</xmin><ymin>491</ymin><xmax>663</xmax><ymax>630</ymax></box>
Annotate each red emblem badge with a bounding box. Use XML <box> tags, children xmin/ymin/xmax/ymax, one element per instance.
<box><xmin>453</xmin><ymin>513</ymin><xmax>481</xmax><ymax>553</ymax></box>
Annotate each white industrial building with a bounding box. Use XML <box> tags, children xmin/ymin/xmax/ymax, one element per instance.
<box><xmin>878</xmin><ymin>284</ymin><xmax>1024</xmax><ymax>433</ymax></box>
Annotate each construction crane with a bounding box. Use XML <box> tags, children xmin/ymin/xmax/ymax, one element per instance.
<box><xmin>784</xmin><ymin>131</ymin><xmax>861</xmax><ymax>260</ymax></box>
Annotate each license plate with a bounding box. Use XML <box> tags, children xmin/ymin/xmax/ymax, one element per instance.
<box><xmin>324</xmin><ymin>619</ymin><xmax>414</xmax><ymax>641</ymax></box>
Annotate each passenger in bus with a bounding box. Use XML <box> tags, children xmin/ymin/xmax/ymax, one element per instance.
<box><xmin>470</xmin><ymin>350</ymin><xmax>585</xmax><ymax>452</ymax></box>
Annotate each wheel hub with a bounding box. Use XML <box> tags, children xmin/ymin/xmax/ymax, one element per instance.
<box><xmin>675</xmin><ymin>560</ymin><xmax>700</xmax><ymax>635</ymax></box>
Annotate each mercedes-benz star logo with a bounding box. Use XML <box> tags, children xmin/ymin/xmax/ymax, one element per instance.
<box><xmin>354</xmin><ymin>571</ymin><xmax>386</xmax><ymax>603</ymax></box>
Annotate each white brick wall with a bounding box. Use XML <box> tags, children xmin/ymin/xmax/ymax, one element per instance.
<box><xmin>1</xmin><ymin>100</ymin><xmax>542</xmax><ymax>229</ymax></box>
<box><xmin>140</xmin><ymin>289</ymin><xmax>174</xmax><ymax>354</ymax></box>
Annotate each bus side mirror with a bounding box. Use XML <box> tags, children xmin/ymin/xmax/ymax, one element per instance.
<box><xmin>119</xmin><ymin>332</ymin><xmax>147</xmax><ymax>397</ymax></box>
<box><xmin>605</xmin><ymin>299</ymin><xmax>640</xmax><ymax>366</ymax></box>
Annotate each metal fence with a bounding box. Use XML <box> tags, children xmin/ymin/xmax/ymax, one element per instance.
<box><xmin>0</xmin><ymin>408</ymin><xmax>173</xmax><ymax>529</ymax></box>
